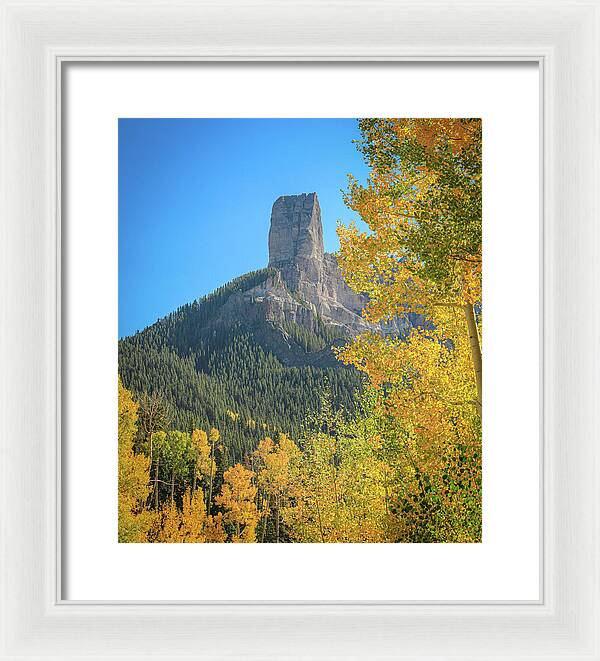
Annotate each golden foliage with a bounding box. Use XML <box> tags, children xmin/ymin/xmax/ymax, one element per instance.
<box><xmin>282</xmin><ymin>428</ymin><xmax>390</xmax><ymax>543</ymax></box>
<box><xmin>333</xmin><ymin>118</ymin><xmax>483</xmax><ymax>541</ymax></box>
<box><xmin>118</xmin><ymin>378</ymin><xmax>154</xmax><ymax>542</ymax></box>
<box><xmin>338</xmin><ymin>118</ymin><xmax>482</xmax><ymax>317</ymax></box>
<box><xmin>252</xmin><ymin>434</ymin><xmax>301</xmax><ymax>542</ymax></box>
<box><xmin>190</xmin><ymin>428</ymin><xmax>215</xmax><ymax>486</ymax></box>
<box><xmin>216</xmin><ymin>463</ymin><xmax>259</xmax><ymax>543</ymax></box>
<box><xmin>337</xmin><ymin>118</ymin><xmax>482</xmax><ymax>416</ymax></box>
<box><xmin>155</xmin><ymin>490</ymin><xmax>226</xmax><ymax>543</ymax></box>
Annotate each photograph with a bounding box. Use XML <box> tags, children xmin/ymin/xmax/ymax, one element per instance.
<box><xmin>117</xmin><ymin>117</ymin><xmax>482</xmax><ymax>544</ymax></box>
<box><xmin>7</xmin><ymin>0</ymin><xmax>600</xmax><ymax>655</ymax></box>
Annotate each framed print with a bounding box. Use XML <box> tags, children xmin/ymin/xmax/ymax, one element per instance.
<box><xmin>62</xmin><ymin>63</ymin><xmax>539</xmax><ymax>602</ymax></box>
<box><xmin>1</xmin><ymin>1</ymin><xmax>599</xmax><ymax>659</ymax></box>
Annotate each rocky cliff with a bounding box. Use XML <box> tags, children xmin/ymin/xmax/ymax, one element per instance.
<box><xmin>219</xmin><ymin>192</ymin><xmax>410</xmax><ymax>342</ymax></box>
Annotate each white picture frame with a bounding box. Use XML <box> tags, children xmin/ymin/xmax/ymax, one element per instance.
<box><xmin>1</xmin><ymin>1</ymin><xmax>598</xmax><ymax>658</ymax></box>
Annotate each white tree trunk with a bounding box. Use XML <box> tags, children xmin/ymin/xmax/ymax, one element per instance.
<box><xmin>464</xmin><ymin>304</ymin><xmax>482</xmax><ymax>416</ymax></box>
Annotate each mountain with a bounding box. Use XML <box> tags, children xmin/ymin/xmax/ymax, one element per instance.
<box><xmin>119</xmin><ymin>192</ymin><xmax>412</xmax><ymax>462</ymax></box>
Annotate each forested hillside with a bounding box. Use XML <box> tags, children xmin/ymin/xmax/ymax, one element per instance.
<box><xmin>119</xmin><ymin>268</ymin><xmax>363</xmax><ymax>462</ymax></box>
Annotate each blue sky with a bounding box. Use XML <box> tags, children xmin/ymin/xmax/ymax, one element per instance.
<box><xmin>119</xmin><ymin>118</ymin><xmax>370</xmax><ymax>337</ymax></box>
